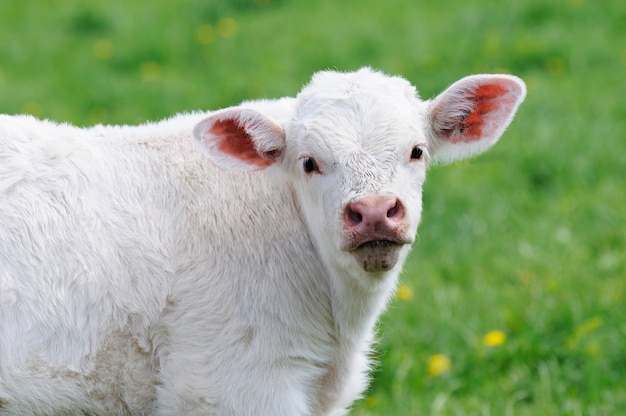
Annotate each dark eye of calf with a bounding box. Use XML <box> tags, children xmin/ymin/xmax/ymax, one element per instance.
<box><xmin>410</xmin><ymin>146</ymin><xmax>424</xmax><ymax>161</ymax></box>
<box><xmin>303</xmin><ymin>157</ymin><xmax>320</xmax><ymax>174</ymax></box>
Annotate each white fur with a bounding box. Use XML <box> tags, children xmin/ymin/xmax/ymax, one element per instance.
<box><xmin>0</xmin><ymin>68</ymin><xmax>525</xmax><ymax>415</ymax></box>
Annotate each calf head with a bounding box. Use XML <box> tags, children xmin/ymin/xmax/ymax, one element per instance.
<box><xmin>193</xmin><ymin>68</ymin><xmax>525</xmax><ymax>284</ymax></box>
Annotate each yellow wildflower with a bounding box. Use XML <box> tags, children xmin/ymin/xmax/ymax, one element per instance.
<box><xmin>483</xmin><ymin>330</ymin><xmax>507</xmax><ymax>347</ymax></box>
<box><xmin>216</xmin><ymin>18</ymin><xmax>238</xmax><ymax>38</ymax></box>
<box><xmin>140</xmin><ymin>62</ymin><xmax>161</xmax><ymax>82</ymax></box>
<box><xmin>196</xmin><ymin>24</ymin><xmax>216</xmax><ymax>45</ymax></box>
<box><xmin>396</xmin><ymin>284</ymin><xmax>413</xmax><ymax>301</ymax></box>
<box><xmin>427</xmin><ymin>354</ymin><xmax>451</xmax><ymax>377</ymax></box>
<box><xmin>93</xmin><ymin>38</ymin><xmax>114</xmax><ymax>60</ymax></box>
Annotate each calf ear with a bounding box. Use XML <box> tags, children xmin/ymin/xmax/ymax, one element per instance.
<box><xmin>193</xmin><ymin>108</ymin><xmax>286</xmax><ymax>171</ymax></box>
<box><xmin>427</xmin><ymin>74</ymin><xmax>526</xmax><ymax>164</ymax></box>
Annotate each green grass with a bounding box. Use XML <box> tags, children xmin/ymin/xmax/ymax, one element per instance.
<box><xmin>1</xmin><ymin>0</ymin><xmax>625</xmax><ymax>414</ymax></box>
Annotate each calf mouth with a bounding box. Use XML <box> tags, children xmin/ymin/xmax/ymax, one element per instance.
<box><xmin>350</xmin><ymin>239</ymin><xmax>406</xmax><ymax>273</ymax></box>
<box><xmin>357</xmin><ymin>240</ymin><xmax>401</xmax><ymax>250</ymax></box>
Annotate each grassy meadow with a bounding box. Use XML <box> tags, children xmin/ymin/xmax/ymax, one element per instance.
<box><xmin>1</xmin><ymin>0</ymin><xmax>625</xmax><ymax>414</ymax></box>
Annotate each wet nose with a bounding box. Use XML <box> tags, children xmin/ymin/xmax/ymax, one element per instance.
<box><xmin>344</xmin><ymin>196</ymin><xmax>405</xmax><ymax>233</ymax></box>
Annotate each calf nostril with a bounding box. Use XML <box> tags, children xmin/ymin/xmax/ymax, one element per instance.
<box><xmin>347</xmin><ymin>208</ymin><xmax>363</xmax><ymax>225</ymax></box>
<box><xmin>386</xmin><ymin>201</ymin><xmax>399</xmax><ymax>218</ymax></box>
<box><xmin>386</xmin><ymin>199</ymin><xmax>406</xmax><ymax>221</ymax></box>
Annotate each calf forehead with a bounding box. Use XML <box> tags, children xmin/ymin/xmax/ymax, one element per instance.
<box><xmin>296</xmin><ymin>88</ymin><xmax>424</xmax><ymax>155</ymax></box>
<box><xmin>297</xmin><ymin>69</ymin><xmax>423</xmax><ymax>155</ymax></box>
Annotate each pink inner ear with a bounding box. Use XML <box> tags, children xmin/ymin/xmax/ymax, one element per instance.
<box><xmin>460</xmin><ymin>84</ymin><xmax>506</xmax><ymax>139</ymax></box>
<box><xmin>453</xmin><ymin>82</ymin><xmax>518</xmax><ymax>144</ymax></box>
<box><xmin>211</xmin><ymin>119</ymin><xmax>274</xmax><ymax>168</ymax></box>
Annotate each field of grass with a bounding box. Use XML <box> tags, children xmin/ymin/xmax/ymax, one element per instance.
<box><xmin>1</xmin><ymin>0</ymin><xmax>625</xmax><ymax>414</ymax></box>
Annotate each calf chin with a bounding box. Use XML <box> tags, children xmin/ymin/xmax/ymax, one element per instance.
<box><xmin>350</xmin><ymin>241</ymin><xmax>404</xmax><ymax>273</ymax></box>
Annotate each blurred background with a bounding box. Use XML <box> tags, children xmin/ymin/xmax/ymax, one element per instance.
<box><xmin>1</xmin><ymin>0</ymin><xmax>624</xmax><ymax>414</ymax></box>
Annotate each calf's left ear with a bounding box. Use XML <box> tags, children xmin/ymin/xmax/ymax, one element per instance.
<box><xmin>426</xmin><ymin>74</ymin><xmax>526</xmax><ymax>164</ymax></box>
<box><xmin>193</xmin><ymin>108</ymin><xmax>286</xmax><ymax>171</ymax></box>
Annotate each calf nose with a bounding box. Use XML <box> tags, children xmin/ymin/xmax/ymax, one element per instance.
<box><xmin>344</xmin><ymin>196</ymin><xmax>405</xmax><ymax>234</ymax></box>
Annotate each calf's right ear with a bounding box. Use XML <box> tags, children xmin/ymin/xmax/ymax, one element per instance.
<box><xmin>193</xmin><ymin>108</ymin><xmax>286</xmax><ymax>171</ymax></box>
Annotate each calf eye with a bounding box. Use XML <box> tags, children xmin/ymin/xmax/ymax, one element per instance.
<box><xmin>302</xmin><ymin>157</ymin><xmax>320</xmax><ymax>174</ymax></box>
<box><xmin>410</xmin><ymin>146</ymin><xmax>424</xmax><ymax>161</ymax></box>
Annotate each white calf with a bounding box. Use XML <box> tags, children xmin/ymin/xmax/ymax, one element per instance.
<box><xmin>0</xmin><ymin>67</ymin><xmax>525</xmax><ymax>415</ymax></box>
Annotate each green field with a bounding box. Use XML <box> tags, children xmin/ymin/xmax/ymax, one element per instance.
<box><xmin>1</xmin><ymin>0</ymin><xmax>625</xmax><ymax>414</ymax></box>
